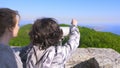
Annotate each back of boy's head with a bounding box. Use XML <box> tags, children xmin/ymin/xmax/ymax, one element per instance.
<box><xmin>29</xmin><ymin>18</ymin><xmax>63</xmax><ymax>49</ymax></box>
<box><xmin>0</xmin><ymin>8</ymin><xmax>19</xmax><ymax>37</ymax></box>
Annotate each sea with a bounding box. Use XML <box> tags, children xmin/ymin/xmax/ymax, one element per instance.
<box><xmin>79</xmin><ymin>24</ymin><xmax>120</xmax><ymax>35</ymax></box>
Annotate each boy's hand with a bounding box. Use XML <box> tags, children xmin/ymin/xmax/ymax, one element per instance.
<box><xmin>71</xmin><ymin>19</ymin><xmax>77</xmax><ymax>26</ymax></box>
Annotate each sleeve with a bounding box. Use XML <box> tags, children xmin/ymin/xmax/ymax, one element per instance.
<box><xmin>63</xmin><ymin>25</ymin><xmax>80</xmax><ymax>56</ymax></box>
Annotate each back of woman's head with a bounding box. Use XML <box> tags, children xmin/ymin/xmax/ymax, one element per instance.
<box><xmin>0</xmin><ymin>8</ymin><xmax>19</xmax><ymax>37</ymax></box>
<box><xmin>29</xmin><ymin>18</ymin><xmax>63</xmax><ymax>50</ymax></box>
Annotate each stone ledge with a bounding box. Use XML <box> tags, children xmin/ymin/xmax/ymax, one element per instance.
<box><xmin>65</xmin><ymin>48</ymin><xmax>120</xmax><ymax>68</ymax></box>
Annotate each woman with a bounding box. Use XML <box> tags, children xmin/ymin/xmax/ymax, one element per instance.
<box><xmin>20</xmin><ymin>18</ymin><xmax>80</xmax><ymax>68</ymax></box>
<box><xmin>0</xmin><ymin>8</ymin><xmax>23</xmax><ymax>68</ymax></box>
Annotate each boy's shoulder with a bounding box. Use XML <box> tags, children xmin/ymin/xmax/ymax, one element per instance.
<box><xmin>46</xmin><ymin>46</ymin><xmax>56</xmax><ymax>52</ymax></box>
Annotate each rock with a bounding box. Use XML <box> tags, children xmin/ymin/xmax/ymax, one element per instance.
<box><xmin>65</xmin><ymin>48</ymin><xmax>120</xmax><ymax>68</ymax></box>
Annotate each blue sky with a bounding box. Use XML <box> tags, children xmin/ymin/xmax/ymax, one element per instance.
<box><xmin>0</xmin><ymin>0</ymin><xmax>120</xmax><ymax>25</ymax></box>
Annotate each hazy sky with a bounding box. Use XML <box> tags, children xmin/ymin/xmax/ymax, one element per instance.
<box><xmin>0</xmin><ymin>0</ymin><xmax>120</xmax><ymax>25</ymax></box>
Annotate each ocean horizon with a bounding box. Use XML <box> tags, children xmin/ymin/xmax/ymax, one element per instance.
<box><xmin>79</xmin><ymin>24</ymin><xmax>120</xmax><ymax>35</ymax></box>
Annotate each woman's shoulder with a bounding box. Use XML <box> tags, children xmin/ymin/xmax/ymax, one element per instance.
<box><xmin>0</xmin><ymin>43</ymin><xmax>13</xmax><ymax>53</ymax></box>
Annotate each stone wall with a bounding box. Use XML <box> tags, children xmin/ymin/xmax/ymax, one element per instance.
<box><xmin>65</xmin><ymin>48</ymin><xmax>120</xmax><ymax>68</ymax></box>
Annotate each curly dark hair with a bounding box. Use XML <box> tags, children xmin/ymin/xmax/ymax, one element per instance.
<box><xmin>0</xmin><ymin>8</ymin><xmax>20</xmax><ymax>37</ymax></box>
<box><xmin>29</xmin><ymin>18</ymin><xmax>63</xmax><ymax>50</ymax></box>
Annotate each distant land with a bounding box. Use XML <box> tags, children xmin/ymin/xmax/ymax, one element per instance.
<box><xmin>19</xmin><ymin>20</ymin><xmax>120</xmax><ymax>35</ymax></box>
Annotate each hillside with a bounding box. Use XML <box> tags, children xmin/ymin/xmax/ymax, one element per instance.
<box><xmin>10</xmin><ymin>24</ymin><xmax>32</xmax><ymax>46</ymax></box>
<box><xmin>9</xmin><ymin>24</ymin><xmax>120</xmax><ymax>53</ymax></box>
